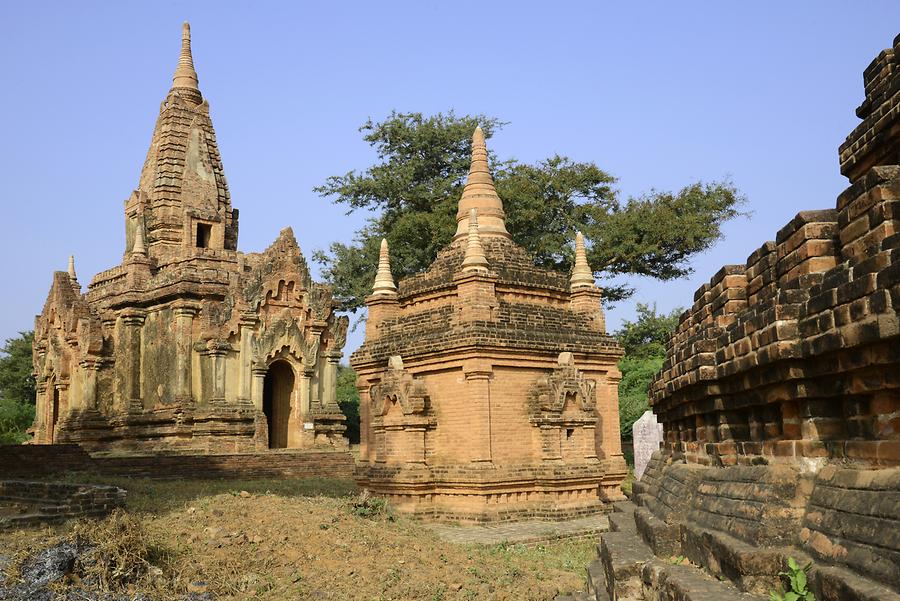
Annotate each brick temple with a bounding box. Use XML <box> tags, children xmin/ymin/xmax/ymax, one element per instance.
<box><xmin>563</xmin><ymin>33</ymin><xmax>900</xmax><ymax>601</ymax></box>
<box><xmin>29</xmin><ymin>24</ymin><xmax>348</xmax><ymax>452</ymax></box>
<box><xmin>351</xmin><ymin>127</ymin><xmax>627</xmax><ymax>522</ymax></box>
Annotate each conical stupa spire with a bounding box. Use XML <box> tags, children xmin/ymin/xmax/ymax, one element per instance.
<box><xmin>133</xmin><ymin>225</ymin><xmax>147</xmax><ymax>256</ymax></box>
<box><xmin>454</xmin><ymin>127</ymin><xmax>510</xmax><ymax>241</ymax></box>
<box><xmin>171</xmin><ymin>22</ymin><xmax>201</xmax><ymax>103</ymax></box>
<box><xmin>371</xmin><ymin>238</ymin><xmax>397</xmax><ymax>297</ymax></box>
<box><xmin>570</xmin><ymin>231</ymin><xmax>595</xmax><ymax>289</ymax></box>
<box><xmin>461</xmin><ymin>209</ymin><xmax>490</xmax><ymax>273</ymax></box>
<box><xmin>67</xmin><ymin>255</ymin><xmax>77</xmax><ymax>280</ymax></box>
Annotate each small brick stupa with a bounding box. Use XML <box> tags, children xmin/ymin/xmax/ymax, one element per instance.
<box><xmin>352</xmin><ymin>127</ymin><xmax>627</xmax><ymax>521</ymax></box>
<box><xmin>30</xmin><ymin>24</ymin><xmax>348</xmax><ymax>452</ymax></box>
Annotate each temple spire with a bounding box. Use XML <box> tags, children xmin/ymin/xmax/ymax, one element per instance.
<box><xmin>171</xmin><ymin>22</ymin><xmax>201</xmax><ymax>103</ymax></box>
<box><xmin>570</xmin><ymin>231</ymin><xmax>595</xmax><ymax>289</ymax></box>
<box><xmin>67</xmin><ymin>255</ymin><xmax>76</xmax><ymax>280</ymax></box>
<box><xmin>461</xmin><ymin>209</ymin><xmax>490</xmax><ymax>273</ymax></box>
<box><xmin>371</xmin><ymin>238</ymin><xmax>397</xmax><ymax>297</ymax></box>
<box><xmin>454</xmin><ymin>126</ymin><xmax>510</xmax><ymax>241</ymax></box>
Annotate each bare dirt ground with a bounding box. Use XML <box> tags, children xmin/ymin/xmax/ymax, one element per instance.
<box><xmin>0</xmin><ymin>477</ymin><xmax>594</xmax><ymax>600</ymax></box>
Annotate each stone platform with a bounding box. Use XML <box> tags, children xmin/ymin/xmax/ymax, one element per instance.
<box><xmin>426</xmin><ymin>514</ymin><xmax>609</xmax><ymax>546</ymax></box>
<box><xmin>0</xmin><ymin>444</ymin><xmax>355</xmax><ymax>481</ymax></box>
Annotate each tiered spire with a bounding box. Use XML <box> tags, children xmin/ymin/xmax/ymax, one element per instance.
<box><xmin>570</xmin><ymin>232</ymin><xmax>595</xmax><ymax>289</ymax></box>
<box><xmin>171</xmin><ymin>22</ymin><xmax>201</xmax><ymax>104</ymax></box>
<box><xmin>67</xmin><ymin>255</ymin><xmax>77</xmax><ymax>280</ymax></box>
<box><xmin>461</xmin><ymin>209</ymin><xmax>490</xmax><ymax>273</ymax></box>
<box><xmin>454</xmin><ymin>127</ymin><xmax>510</xmax><ymax>240</ymax></box>
<box><xmin>371</xmin><ymin>238</ymin><xmax>397</xmax><ymax>297</ymax></box>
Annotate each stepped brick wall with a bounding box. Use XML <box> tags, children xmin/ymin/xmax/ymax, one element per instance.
<box><xmin>649</xmin><ymin>38</ymin><xmax>900</xmax><ymax>468</ymax></box>
<box><xmin>579</xmin><ymin>33</ymin><xmax>900</xmax><ymax>601</ymax></box>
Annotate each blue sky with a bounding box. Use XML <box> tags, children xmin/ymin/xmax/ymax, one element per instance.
<box><xmin>1</xmin><ymin>1</ymin><xmax>898</xmax><ymax>356</ymax></box>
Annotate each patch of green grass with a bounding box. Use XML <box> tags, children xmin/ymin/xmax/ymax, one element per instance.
<box><xmin>483</xmin><ymin>538</ymin><xmax>596</xmax><ymax>585</ymax></box>
<box><xmin>621</xmin><ymin>468</ymin><xmax>636</xmax><ymax>496</ymax></box>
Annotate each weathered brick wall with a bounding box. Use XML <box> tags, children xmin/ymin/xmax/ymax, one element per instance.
<box><xmin>649</xmin><ymin>36</ymin><xmax>900</xmax><ymax>468</ymax></box>
<box><xmin>623</xmin><ymin>36</ymin><xmax>900</xmax><ymax>599</ymax></box>
<box><xmin>0</xmin><ymin>444</ymin><xmax>354</xmax><ymax>481</ymax></box>
<box><xmin>800</xmin><ymin>465</ymin><xmax>900</xmax><ymax>589</ymax></box>
<box><xmin>0</xmin><ymin>444</ymin><xmax>95</xmax><ymax>478</ymax></box>
<box><xmin>0</xmin><ymin>480</ymin><xmax>126</xmax><ymax>528</ymax></box>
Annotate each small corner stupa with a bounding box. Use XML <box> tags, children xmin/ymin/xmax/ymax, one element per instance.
<box><xmin>30</xmin><ymin>23</ymin><xmax>348</xmax><ymax>453</ymax></box>
<box><xmin>351</xmin><ymin>127</ymin><xmax>627</xmax><ymax>522</ymax></box>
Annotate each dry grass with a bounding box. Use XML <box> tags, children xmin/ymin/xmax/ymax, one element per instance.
<box><xmin>2</xmin><ymin>477</ymin><xmax>594</xmax><ymax>600</ymax></box>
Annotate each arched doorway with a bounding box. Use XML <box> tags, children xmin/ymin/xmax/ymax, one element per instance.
<box><xmin>263</xmin><ymin>361</ymin><xmax>294</xmax><ymax>449</ymax></box>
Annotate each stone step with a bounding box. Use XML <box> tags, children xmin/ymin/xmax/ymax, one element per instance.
<box><xmin>633</xmin><ymin>505</ymin><xmax>681</xmax><ymax>558</ymax></box>
<box><xmin>586</xmin><ymin>559</ymin><xmax>610</xmax><ymax>601</ymax></box>
<box><xmin>679</xmin><ymin>522</ymin><xmax>788</xmax><ymax>595</ymax></box>
<box><xmin>599</xmin><ymin>531</ymin><xmax>655</xmax><ymax>601</ymax></box>
<box><xmin>641</xmin><ymin>560</ymin><xmax>768</xmax><ymax>601</ymax></box>
<box><xmin>812</xmin><ymin>564</ymin><xmax>900</xmax><ymax>601</ymax></box>
<box><xmin>612</xmin><ymin>501</ymin><xmax>636</xmax><ymax>515</ymax></box>
<box><xmin>608</xmin><ymin>512</ymin><xmax>637</xmax><ymax>535</ymax></box>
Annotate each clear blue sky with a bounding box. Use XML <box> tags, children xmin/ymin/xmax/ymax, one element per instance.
<box><xmin>1</xmin><ymin>1</ymin><xmax>898</xmax><ymax>356</ymax></box>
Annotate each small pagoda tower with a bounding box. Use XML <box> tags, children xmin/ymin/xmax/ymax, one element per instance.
<box><xmin>351</xmin><ymin>127</ymin><xmax>626</xmax><ymax>522</ymax></box>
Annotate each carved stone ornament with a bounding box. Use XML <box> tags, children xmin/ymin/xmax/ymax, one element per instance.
<box><xmin>529</xmin><ymin>352</ymin><xmax>597</xmax><ymax>417</ymax></box>
<box><xmin>251</xmin><ymin>312</ymin><xmax>310</xmax><ymax>365</ymax></box>
<box><xmin>369</xmin><ymin>356</ymin><xmax>431</xmax><ymax>417</ymax></box>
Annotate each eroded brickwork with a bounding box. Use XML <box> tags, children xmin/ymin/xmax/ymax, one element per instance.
<box><xmin>649</xmin><ymin>34</ymin><xmax>900</xmax><ymax>466</ymax></box>
<box><xmin>352</xmin><ymin>129</ymin><xmax>626</xmax><ymax>522</ymax></box>
<box><xmin>576</xmin><ymin>33</ymin><xmax>900</xmax><ymax>601</ymax></box>
<box><xmin>30</xmin><ymin>24</ymin><xmax>347</xmax><ymax>453</ymax></box>
<box><xmin>0</xmin><ymin>481</ymin><xmax>126</xmax><ymax>529</ymax></box>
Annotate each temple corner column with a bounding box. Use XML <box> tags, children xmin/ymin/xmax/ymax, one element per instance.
<box><xmin>173</xmin><ymin>303</ymin><xmax>200</xmax><ymax>404</ymax></box>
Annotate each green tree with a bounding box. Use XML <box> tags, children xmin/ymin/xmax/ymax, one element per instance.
<box><xmin>314</xmin><ymin>111</ymin><xmax>746</xmax><ymax>311</ymax></box>
<box><xmin>336</xmin><ymin>364</ymin><xmax>360</xmax><ymax>444</ymax></box>
<box><xmin>615</xmin><ymin>304</ymin><xmax>682</xmax><ymax>435</ymax></box>
<box><xmin>0</xmin><ymin>331</ymin><xmax>36</xmax><ymax>444</ymax></box>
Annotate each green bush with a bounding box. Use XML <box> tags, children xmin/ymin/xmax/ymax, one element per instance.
<box><xmin>0</xmin><ymin>396</ymin><xmax>34</xmax><ymax>444</ymax></box>
<box><xmin>336</xmin><ymin>364</ymin><xmax>360</xmax><ymax>444</ymax></box>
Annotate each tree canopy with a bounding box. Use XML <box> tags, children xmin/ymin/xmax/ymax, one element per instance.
<box><xmin>314</xmin><ymin>111</ymin><xmax>746</xmax><ymax>311</ymax></box>
<box><xmin>0</xmin><ymin>331</ymin><xmax>35</xmax><ymax>443</ymax></box>
<box><xmin>615</xmin><ymin>304</ymin><xmax>682</xmax><ymax>435</ymax></box>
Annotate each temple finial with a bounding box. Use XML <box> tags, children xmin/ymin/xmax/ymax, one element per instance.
<box><xmin>67</xmin><ymin>255</ymin><xmax>76</xmax><ymax>280</ymax></box>
<box><xmin>372</xmin><ymin>238</ymin><xmax>397</xmax><ymax>297</ymax></box>
<box><xmin>461</xmin><ymin>209</ymin><xmax>490</xmax><ymax>273</ymax></box>
<box><xmin>570</xmin><ymin>231</ymin><xmax>595</xmax><ymax>289</ymax></box>
<box><xmin>454</xmin><ymin>126</ymin><xmax>510</xmax><ymax>241</ymax></box>
<box><xmin>133</xmin><ymin>225</ymin><xmax>147</xmax><ymax>256</ymax></box>
<box><xmin>171</xmin><ymin>22</ymin><xmax>201</xmax><ymax>103</ymax></box>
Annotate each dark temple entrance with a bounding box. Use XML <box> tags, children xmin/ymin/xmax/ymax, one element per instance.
<box><xmin>51</xmin><ymin>387</ymin><xmax>59</xmax><ymax>443</ymax></box>
<box><xmin>262</xmin><ymin>361</ymin><xmax>294</xmax><ymax>449</ymax></box>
